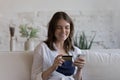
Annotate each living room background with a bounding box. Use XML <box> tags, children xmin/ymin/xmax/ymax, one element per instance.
<box><xmin>0</xmin><ymin>0</ymin><xmax>120</xmax><ymax>51</ymax></box>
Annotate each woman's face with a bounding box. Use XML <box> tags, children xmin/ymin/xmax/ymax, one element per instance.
<box><xmin>55</xmin><ymin>19</ymin><xmax>70</xmax><ymax>42</ymax></box>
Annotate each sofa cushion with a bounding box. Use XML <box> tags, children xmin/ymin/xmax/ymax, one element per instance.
<box><xmin>0</xmin><ymin>52</ymin><xmax>33</xmax><ymax>80</ymax></box>
<box><xmin>82</xmin><ymin>49</ymin><xmax>120</xmax><ymax>80</ymax></box>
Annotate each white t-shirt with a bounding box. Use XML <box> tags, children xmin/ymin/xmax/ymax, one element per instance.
<box><xmin>31</xmin><ymin>42</ymin><xmax>82</xmax><ymax>80</ymax></box>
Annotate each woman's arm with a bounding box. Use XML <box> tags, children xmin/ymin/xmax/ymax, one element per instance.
<box><xmin>42</xmin><ymin>54</ymin><xmax>64</xmax><ymax>80</ymax></box>
<box><xmin>73</xmin><ymin>68</ymin><xmax>82</xmax><ymax>80</ymax></box>
<box><xmin>73</xmin><ymin>56</ymin><xmax>85</xmax><ymax>80</ymax></box>
<box><xmin>41</xmin><ymin>65</ymin><xmax>56</xmax><ymax>80</ymax></box>
<box><xmin>31</xmin><ymin>44</ymin><xmax>44</xmax><ymax>80</ymax></box>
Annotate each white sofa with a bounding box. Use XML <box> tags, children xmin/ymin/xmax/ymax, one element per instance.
<box><xmin>82</xmin><ymin>49</ymin><xmax>120</xmax><ymax>80</ymax></box>
<box><xmin>0</xmin><ymin>51</ymin><xmax>33</xmax><ymax>80</ymax></box>
<box><xmin>0</xmin><ymin>49</ymin><xmax>120</xmax><ymax>80</ymax></box>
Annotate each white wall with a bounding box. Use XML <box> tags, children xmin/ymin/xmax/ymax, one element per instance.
<box><xmin>0</xmin><ymin>0</ymin><xmax>120</xmax><ymax>15</ymax></box>
<box><xmin>0</xmin><ymin>0</ymin><xmax>120</xmax><ymax>51</ymax></box>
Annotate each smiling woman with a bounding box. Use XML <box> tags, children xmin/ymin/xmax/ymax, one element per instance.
<box><xmin>31</xmin><ymin>11</ymin><xmax>85</xmax><ymax>80</ymax></box>
<box><xmin>55</xmin><ymin>19</ymin><xmax>70</xmax><ymax>42</ymax></box>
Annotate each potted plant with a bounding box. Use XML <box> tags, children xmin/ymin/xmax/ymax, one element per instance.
<box><xmin>74</xmin><ymin>31</ymin><xmax>96</xmax><ymax>49</ymax></box>
<box><xmin>19</xmin><ymin>24</ymin><xmax>39</xmax><ymax>51</ymax></box>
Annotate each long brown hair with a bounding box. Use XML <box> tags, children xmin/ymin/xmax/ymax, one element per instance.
<box><xmin>44</xmin><ymin>11</ymin><xmax>74</xmax><ymax>53</ymax></box>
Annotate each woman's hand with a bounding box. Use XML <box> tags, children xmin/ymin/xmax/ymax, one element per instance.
<box><xmin>73</xmin><ymin>56</ymin><xmax>85</xmax><ymax>70</ymax></box>
<box><xmin>42</xmin><ymin>55</ymin><xmax>65</xmax><ymax>80</ymax></box>
<box><xmin>52</xmin><ymin>55</ymin><xmax>65</xmax><ymax>70</ymax></box>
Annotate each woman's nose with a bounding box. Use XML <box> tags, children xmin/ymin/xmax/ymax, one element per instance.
<box><xmin>61</xmin><ymin>28</ymin><xmax>66</xmax><ymax>33</ymax></box>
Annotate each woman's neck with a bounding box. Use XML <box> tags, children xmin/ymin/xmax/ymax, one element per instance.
<box><xmin>55</xmin><ymin>41</ymin><xmax>64</xmax><ymax>49</ymax></box>
<box><xmin>55</xmin><ymin>42</ymin><xmax>67</xmax><ymax>55</ymax></box>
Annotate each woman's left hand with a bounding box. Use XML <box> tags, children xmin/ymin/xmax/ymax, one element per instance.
<box><xmin>73</xmin><ymin>56</ymin><xmax>85</xmax><ymax>69</ymax></box>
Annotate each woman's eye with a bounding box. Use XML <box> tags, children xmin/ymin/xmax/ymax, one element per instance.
<box><xmin>65</xmin><ymin>26</ymin><xmax>70</xmax><ymax>29</ymax></box>
<box><xmin>56</xmin><ymin>25</ymin><xmax>70</xmax><ymax>30</ymax></box>
<box><xmin>56</xmin><ymin>26</ymin><xmax>62</xmax><ymax>29</ymax></box>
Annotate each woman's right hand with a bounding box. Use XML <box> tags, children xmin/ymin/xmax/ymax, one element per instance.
<box><xmin>52</xmin><ymin>55</ymin><xmax>65</xmax><ymax>70</ymax></box>
<box><xmin>42</xmin><ymin>55</ymin><xmax>65</xmax><ymax>80</ymax></box>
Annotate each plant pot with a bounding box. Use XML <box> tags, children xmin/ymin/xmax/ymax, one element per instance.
<box><xmin>24</xmin><ymin>39</ymin><xmax>34</xmax><ymax>51</ymax></box>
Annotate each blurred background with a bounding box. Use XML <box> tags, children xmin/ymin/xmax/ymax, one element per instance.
<box><xmin>0</xmin><ymin>0</ymin><xmax>120</xmax><ymax>51</ymax></box>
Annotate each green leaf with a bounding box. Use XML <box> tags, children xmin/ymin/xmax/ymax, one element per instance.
<box><xmin>88</xmin><ymin>33</ymin><xmax>96</xmax><ymax>49</ymax></box>
<box><xmin>29</xmin><ymin>28</ymin><xmax>38</xmax><ymax>39</ymax></box>
<box><xmin>74</xmin><ymin>31</ymin><xmax>96</xmax><ymax>49</ymax></box>
<box><xmin>19</xmin><ymin>24</ymin><xmax>38</xmax><ymax>39</ymax></box>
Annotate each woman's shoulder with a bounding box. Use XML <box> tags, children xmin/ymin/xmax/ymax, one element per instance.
<box><xmin>34</xmin><ymin>41</ymin><xmax>47</xmax><ymax>51</ymax></box>
<box><xmin>37</xmin><ymin>41</ymin><xmax>46</xmax><ymax>47</ymax></box>
<box><xmin>73</xmin><ymin>46</ymin><xmax>81</xmax><ymax>52</ymax></box>
<box><xmin>71</xmin><ymin>46</ymin><xmax>82</xmax><ymax>55</ymax></box>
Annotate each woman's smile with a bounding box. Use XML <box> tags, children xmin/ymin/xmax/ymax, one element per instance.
<box><xmin>55</xmin><ymin>19</ymin><xmax>70</xmax><ymax>41</ymax></box>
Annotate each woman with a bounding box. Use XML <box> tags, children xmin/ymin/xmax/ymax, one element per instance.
<box><xmin>31</xmin><ymin>11</ymin><xmax>85</xmax><ymax>80</ymax></box>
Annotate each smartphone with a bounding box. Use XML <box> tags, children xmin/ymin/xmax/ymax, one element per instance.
<box><xmin>62</xmin><ymin>55</ymin><xmax>72</xmax><ymax>61</ymax></box>
<box><xmin>77</xmin><ymin>54</ymin><xmax>85</xmax><ymax>58</ymax></box>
